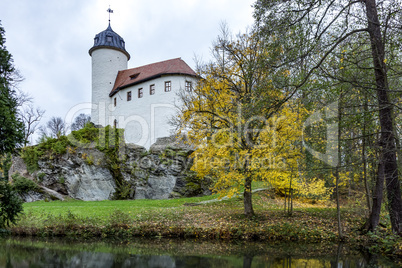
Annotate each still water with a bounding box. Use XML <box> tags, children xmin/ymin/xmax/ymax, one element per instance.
<box><xmin>0</xmin><ymin>237</ymin><xmax>399</xmax><ymax>268</ymax></box>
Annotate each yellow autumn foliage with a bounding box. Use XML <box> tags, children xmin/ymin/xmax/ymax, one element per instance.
<box><xmin>176</xmin><ymin>32</ymin><xmax>333</xmax><ymax>213</ymax></box>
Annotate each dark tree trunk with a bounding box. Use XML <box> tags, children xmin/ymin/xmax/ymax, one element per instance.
<box><xmin>363</xmin><ymin>99</ymin><xmax>372</xmax><ymax>212</ymax></box>
<box><xmin>365</xmin><ymin>158</ymin><xmax>384</xmax><ymax>231</ymax></box>
<box><xmin>364</xmin><ymin>0</ymin><xmax>402</xmax><ymax>234</ymax></box>
<box><xmin>242</xmin><ymin>254</ymin><xmax>254</xmax><ymax>268</ymax></box>
<box><xmin>244</xmin><ymin>176</ymin><xmax>254</xmax><ymax>217</ymax></box>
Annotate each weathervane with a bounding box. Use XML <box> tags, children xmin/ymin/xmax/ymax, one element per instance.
<box><xmin>107</xmin><ymin>6</ymin><xmax>113</xmax><ymax>23</ymax></box>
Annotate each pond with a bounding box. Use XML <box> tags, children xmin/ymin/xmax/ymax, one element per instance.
<box><xmin>0</xmin><ymin>237</ymin><xmax>399</xmax><ymax>267</ymax></box>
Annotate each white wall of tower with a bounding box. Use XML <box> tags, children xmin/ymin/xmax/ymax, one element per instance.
<box><xmin>91</xmin><ymin>48</ymin><xmax>129</xmax><ymax>126</ymax></box>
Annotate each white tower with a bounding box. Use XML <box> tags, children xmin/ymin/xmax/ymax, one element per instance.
<box><xmin>89</xmin><ymin>22</ymin><xmax>130</xmax><ymax>126</ymax></box>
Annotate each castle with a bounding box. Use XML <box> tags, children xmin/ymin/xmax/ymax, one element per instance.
<box><xmin>89</xmin><ymin>22</ymin><xmax>198</xmax><ymax>148</ymax></box>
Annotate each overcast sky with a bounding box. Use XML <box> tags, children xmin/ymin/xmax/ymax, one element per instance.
<box><xmin>1</xmin><ymin>0</ymin><xmax>255</xmax><ymax>143</ymax></box>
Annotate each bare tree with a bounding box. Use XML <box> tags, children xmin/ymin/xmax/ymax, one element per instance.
<box><xmin>44</xmin><ymin>117</ymin><xmax>66</xmax><ymax>139</ymax></box>
<box><xmin>20</xmin><ymin>105</ymin><xmax>45</xmax><ymax>146</ymax></box>
<box><xmin>71</xmin><ymin>113</ymin><xmax>91</xmax><ymax>131</ymax></box>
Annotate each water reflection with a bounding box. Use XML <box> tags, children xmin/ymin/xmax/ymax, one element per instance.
<box><xmin>0</xmin><ymin>237</ymin><xmax>398</xmax><ymax>267</ymax></box>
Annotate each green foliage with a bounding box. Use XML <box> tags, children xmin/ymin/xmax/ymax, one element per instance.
<box><xmin>59</xmin><ymin>176</ymin><xmax>65</xmax><ymax>184</ymax></box>
<box><xmin>85</xmin><ymin>154</ymin><xmax>94</xmax><ymax>165</ymax></box>
<box><xmin>0</xmin><ymin>155</ymin><xmax>24</xmax><ymax>229</ymax></box>
<box><xmin>108</xmin><ymin>209</ymin><xmax>132</xmax><ymax>227</ymax></box>
<box><xmin>0</xmin><ymin>180</ymin><xmax>24</xmax><ymax>229</ymax></box>
<box><xmin>112</xmin><ymin>177</ymin><xmax>131</xmax><ymax>200</ymax></box>
<box><xmin>69</xmin><ymin>124</ymin><xmax>99</xmax><ymax>145</ymax></box>
<box><xmin>11</xmin><ymin>174</ymin><xmax>40</xmax><ymax>194</ymax></box>
<box><xmin>37</xmin><ymin>172</ymin><xmax>45</xmax><ymax>181</ymax></box>
<box><xmin>52</xmin><ymin>140</ymin><xmax>67</xmax><ymax>155</ymax></box>
<box><xmin>0</xmin><ymin>23</ymin><xmax>25</xmax><ymax>154</ymax></box>
<box><xmin>21</xmin><ymin>135</ymin><xmax>72</xmax><ymax>172</ymax></box>
<box><xmin>367</xmin><ymin>232</ymin><xmax>402</xmax><ymax>256</ymax></box>
<box><xmin>20</xmin><ymin>147</ymin><xmax>40</xmax><ymax>173</ymax></box>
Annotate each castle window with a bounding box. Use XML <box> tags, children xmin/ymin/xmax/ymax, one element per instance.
<box><xmin>114</xmin><ymin>119</ymin><xmax>117</xmax><ymax>128</ymax></box>
<box><xmin>185</xmin><ymin>81</ymin><xmax>193</xmax><ymax>91</ymax></box>
<box><xmin>114</xmin><ymin>97</ymin><xmax>117</xmax><ymax>107</ymax></box>
<box><xmin>127</xmin><ymin>91</ymin><xmax>132</xmax><ymax>101</ymax></box>
<box><xmin>165</xmin><ymin>81</ymin><xmax>171</xmax><ymax>92</ymax></box>
<box><xmin>150</xmin><ymin>84</ymin><xmax>155</xmax><ymax>95</ymax></box>
<box><xmin>138</xmin><ymin>88</ymin><xmax>143</xmax><ymax>98</ymax></box>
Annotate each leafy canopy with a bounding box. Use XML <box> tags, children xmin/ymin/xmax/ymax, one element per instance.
<box><xmin>176</xmin><ymin>29</ymin><xmax>312</xmax><ymax>215</ymax></box>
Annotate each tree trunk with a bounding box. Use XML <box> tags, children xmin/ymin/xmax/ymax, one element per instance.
<box><xmin>242</xmin><ymin>254</ymin><xmax>254</xmax><ymax>268</ymax></box>
<box><xmin>365</xmin><ymin>158</ymin><xmax>384</xmax><ymax>232</ymax></box>
<box><xmin>244</xmin><ymin>176</ymin><xmax>254</xmax><ymax>217</ymax></box>
<box><xmin>365</xmin><ymin>0</ymin><xmax>402</xmax><ymax>235</ymax></box>
<box><xmin>363</xmin><ymin>98</ymin><xmax>372</xmax><ymax>212</ymax></box>
<box><xmin>335</xmin><ymin>88</ymin><xmax>343</xmax><ymax>239</ymax></box>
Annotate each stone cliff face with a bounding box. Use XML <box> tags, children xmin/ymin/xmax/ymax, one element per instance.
<box><xmin>9</xmin><ymin>137</ymin><xmax>211</xmax><ymax>202</ymax></box>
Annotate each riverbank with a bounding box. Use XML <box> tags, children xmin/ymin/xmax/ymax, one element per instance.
<box><xmin>8</xmin><ymin>191</ymin><xmax>402</xmax><ymax>261</ymax></box>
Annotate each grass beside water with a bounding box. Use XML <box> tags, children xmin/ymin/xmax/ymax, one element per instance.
<box><xmin>14</xmin><ymin>191</ymin><xmax>362</xmax><ymax>241</ymax></box>
<box><xmin>8</xmin><ymin>190</ymin><xmax>402</xmax><ymax>261</ymax></box>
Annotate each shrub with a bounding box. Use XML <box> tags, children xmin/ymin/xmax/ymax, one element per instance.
<box><xmin>0</xmin><ymin>180</ymin><xmax>24</xmax><ymax>229</ymax></box>
<box><xmin>20</xmin><ymin>146</ymin><xmax>41</xmax><ymax>173</ymax></box>
<box><xmin>298</xmin><ymin>179</ymin><xmax>332</xmax><ymax>201</ymax></box>
<box><xmin>11</xmin><ymin>174</ymin><xmax>40</xmax><ymax>194</ymax></box>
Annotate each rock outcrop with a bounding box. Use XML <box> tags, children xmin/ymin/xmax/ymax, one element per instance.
<box><xmin>9</xmin><ymin>136</ymin><xmax>211</xmax><ymax>202</ymax></box>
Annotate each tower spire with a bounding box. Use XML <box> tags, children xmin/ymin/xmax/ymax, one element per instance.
<box><xmin>107</xmin><ymin>6</ymin><xmax>113</xmax><ymax>24</ymax></box>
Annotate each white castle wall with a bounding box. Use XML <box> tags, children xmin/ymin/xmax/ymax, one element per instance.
<box><xmin>91</xmin><ymin>48</ymin><xmax>129</xmax><ymax>126</ymax></box>
<box><xmin>110</xmin><ymin>75</ymin><xmax>197</xmax><ymax>149</ymax></box>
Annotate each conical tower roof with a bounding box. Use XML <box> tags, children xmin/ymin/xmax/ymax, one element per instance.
<box><xmin>89</xmin><ymin>23</ymin><xmax>130</xmax><ymax>60</ymax></box>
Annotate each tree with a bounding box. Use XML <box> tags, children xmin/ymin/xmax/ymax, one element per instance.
<box><xmin>71</xmin><ymin>113</ymin><xmax>91</xmax><ymax>131</ymax></box>
<box><xmin>0</xmin><ymin>23</ymin><xmax>24</xmax><ymax>152</ymax></box>
<box><xmin>39</xmin><ymin>116</ymin><xmax>66</xmax><ymax>139</ymax></box>
<box><xmin>20</xmin><ymin>104</ymin><xmax>45</xmax><ymax>146</ymax></box>
<box><xmin>0</xmin><ymin>21</ymin><xmax>24</xmax><ymax>229</ymax></box>
<box><xmin>254</xmin><ymin>0</ymin><xmax>402</xmax><ymax>234</ymax></box>
<box><xmin>0</xmin><ymin>155</ymin><xmax>23</xmax><ymax>229</ymax></box>
<box><xmin>176</xmin><ymin>29</ymin><xmax>305</xmax><ymax>217</ymax></box>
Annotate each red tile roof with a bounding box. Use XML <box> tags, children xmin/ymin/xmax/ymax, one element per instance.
<box><xmin>109</xmin><ymin>58</ymin><xmax>197</xmax><ymax>97</ymax></box>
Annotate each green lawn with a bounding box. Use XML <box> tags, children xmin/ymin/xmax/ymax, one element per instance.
<box><xmin>13</xmin><ymin>190</ymin><xmax>376</xmax><ymax>248</ymax></box>
<box><xmin>22</xmin><ymin>181</ymin><xmax>272</xmax><ymax>222</ymax></box>
<box><xmin>22</xmin><ymin>194</ymin><xmax>220</xmax><ymax>223</ymax></box>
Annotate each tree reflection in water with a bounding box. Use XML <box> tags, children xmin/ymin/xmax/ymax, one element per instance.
<box><xmin>0</xmin><ymin>238</ymin><xmax>398</xmax><ymax>268</ymax></box>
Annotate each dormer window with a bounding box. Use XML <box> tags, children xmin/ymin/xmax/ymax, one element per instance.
<box><xmin>120</xmin><ymin>40</ymin><xmax>125</xmax><ymax>48</ymax></box>
<box><xmin>106</xmin><ymin>36</ymin><xmax>113</xmax><ymax>43</ymax></box>
<box><xmin>94</xmin><ymin>37</ymin><xmax>99</xmax><ymax>44</ymax></box>
<box><xmin>130</xmin><ymin>73</ymin><xmax>140</xmax><ymax>80</ymax></box>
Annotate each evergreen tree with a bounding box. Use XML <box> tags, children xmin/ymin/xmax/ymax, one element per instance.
<box><xmin>0</xmin><ymin>21</ymin><xmax>24</xmax><ymax>229</ymax></box>
<box><xmin>0</xmin><ymin>22</ymin><xmax>24</xmax><ymax>152</ymax></box>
